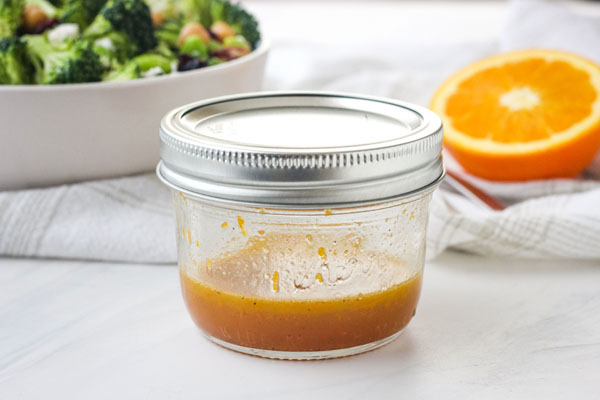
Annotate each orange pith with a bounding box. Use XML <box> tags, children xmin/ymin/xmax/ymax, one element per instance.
<box><xmin>430</xmin><ymin>49</ymin><xmax>600</xmax><ymax>181</ymax></box>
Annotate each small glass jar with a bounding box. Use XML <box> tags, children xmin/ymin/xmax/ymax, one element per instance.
<box><xmin>158</xmin><ymin>92</ymin><xmax>443</xmax><ymax>360</ymax></box>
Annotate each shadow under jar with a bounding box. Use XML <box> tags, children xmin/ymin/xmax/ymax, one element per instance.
<box><xmin>157</xmin><ymin>92</ymin><xmax>444</xmax><ymax>360</ymax></box>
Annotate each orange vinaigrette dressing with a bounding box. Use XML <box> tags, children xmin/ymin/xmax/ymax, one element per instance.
<box><xmin>180</xmin><ymin>232</ymin><xmax>423</xmax><ymax>352</ymax></box>
<box><xmin>181</xmin><ymin>270</ymin><xmax>422</xmax><ymax>352</ymax></box>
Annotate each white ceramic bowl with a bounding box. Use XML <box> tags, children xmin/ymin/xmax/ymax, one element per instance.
<box><xmin>0</xmin><ymin>38</ymin><xmax>269</xmax><ymax>190</ymax></box>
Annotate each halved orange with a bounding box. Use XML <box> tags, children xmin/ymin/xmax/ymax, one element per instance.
<box><xmin>430</xmin><ymin>49</ymin><xmax>600</xmax><ymax>181</ymax></box>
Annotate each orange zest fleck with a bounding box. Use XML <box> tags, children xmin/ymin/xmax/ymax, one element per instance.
<box><xmin>318</xmin><ymin>247</ymin><xmax>327</xmax><ymax>261</ymax></box>
<box><xmin>237</xmin><ymin>216</ymin><xmax>247</xmax><ymax>237</ymax></box>
<box><xmin>315</xmin><ymin>273</ymin><xmax>323</xmax><ymax>283</ymax></box>
<box><xmin>272</xmin><ymin>271</ymin><xmax>279</xmax><ymax>292</ymax></box>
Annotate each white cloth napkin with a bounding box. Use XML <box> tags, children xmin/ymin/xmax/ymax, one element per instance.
<box><xmin>2</xmin><ymin>0</ymin><xmax>600</xmax><ymax>263</ymax></box>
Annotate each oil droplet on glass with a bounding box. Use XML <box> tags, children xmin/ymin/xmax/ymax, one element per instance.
<box><xmin>402</xmin><ymin>209</ymin><xmax>407</xmax><ymax>215</ymax></box>
<box><xmin>272</xmin><ymin>271</ymin><xmax>279</xmax><ymax>292</ymax></box>
<box><xmin>207</xmin><ymin>259</ymin><xmax>211</xmax><ymax>270</ymax></box>
<box><xmin>179</xmin><ymin>192</ymin><xmax>187</xmax><ymax>202</ymax></box>
<box><xmin>237</xmin><ymin>216</ymin><xmax>247</xmax><ymax>237</ymax></box>
<box><xmin>221</xmin><ymin>221</ymin><xmax>229</xmax><ymax>229</ymax></box>
<box><xmin>324</xmin><ymin>209</ymin><xmax>332</xmax><ymax>216</ymax></box>
<box><xmin>258</xmin><ymin>230</ymin><xmax>265</xmax><ymax>235</ymax></box>
<box><xmin>187</xmin><ymin>230</ymin><xmax>191</xmax><ymax>244</ymax></box>
<box><xmin>181</xmin><ymin>227</ymin><xmax>186</xmax><ymax>238</ymax></box>
<box><xmin>410</xmin><ymin>212</ymin><xmax>415</xmax><ymax>220</ymax></box>
<box><xmin>318</xmin><ymin>247</ymin><xmax>327</xmax><ymax>261</ymax></box>
<box><xmin>196</xmin><ymin>240</ymin><xmax>200</xmax><ymax>247</ymax></box>
<box><xmin>305</xmin><ymin>234</ymin><xmax>313</xmax><ymax>244</ymax></box>
<box><xmin>259</xmin><ymin>208</ymin><xmax>266</xmax><ymax>215</ymax></box>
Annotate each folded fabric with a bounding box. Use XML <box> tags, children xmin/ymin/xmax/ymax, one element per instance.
<box><xmin>0</xmin><ymin>174</ymin><xmax>176</xmax><ymax>263</ymax></box>
<box><xmin>1</xmin><ymin>0</ymin><xmax>599</xmax><ymax>263</ymax></box>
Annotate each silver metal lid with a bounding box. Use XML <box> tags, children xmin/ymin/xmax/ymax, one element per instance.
<box><xmin>157</xmin><ymin>92</ymin><xmax>444</xmax><ymax>207</ymax></box>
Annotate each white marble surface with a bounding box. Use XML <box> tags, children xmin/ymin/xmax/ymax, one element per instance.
<box><xmin>1</xmin><ymin>252</ymin><xmax>599</xmax><ymax>399</ymax></box>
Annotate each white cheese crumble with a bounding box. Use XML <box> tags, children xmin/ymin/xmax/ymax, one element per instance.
<box><xmin>48</xmin><ymin>24</ymin><xmax>80</xmax><ymax>44</ymax></box>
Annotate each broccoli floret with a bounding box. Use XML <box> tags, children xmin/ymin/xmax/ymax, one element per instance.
<box><xmin>151</xmin><ymin>39</ymin><xmax>175</xmax><ymax>58</ymax></box>
<box><xmin>60</xmin><ymin>0</ymin><xmax>107</xmax><ymax>30</ymax></box>
<box><xmin>103</xmin><ymin>53</ymin><xmax>171</xmax><ymax>81</ymax></box>
<box><xmin>0</xmin><ymin>36</ymin><xmax>33</xmax><ymax>84</ymax></box>
<box><xmin>84</xmin><ymin>0</ymin><xmax>157</xmax><ymax>54</ymax></box>
<box><xmin>223</xmin><ymin>34</ymin><xmax>248</xmax><ymax>50</ymax></box>
<box><xmin>154</xmin><ymin>14</ymin><xmax>182</xmax><ymax>50</ymax></box>
<box><xmin>210</xmin><ymin>1</ymin><xmax>259</xmax><ymax>49</ymax></box>
<box><xmin>26</xmin><ymin>35</ymin><xmax>104</xmax><ymax>83</ymax></box>
<box><xmin>180</xmin><ymin>0</ymin><xmax>211</xmax><ymax>28</ymax></box>
<box><xmin>180</xmin><ymin>35</ymin><xmax>207</xmax><ymax>60</ymax></box>
<box><xmin>207</xmin><ymin>56</ymin><xmax>223</xmax><ymax>66</ymax></box>
<box><xmin>0</xmin><ymin>0</ymin><xmax>25</xmax><ymax>39</ymax></box>
<box><xmin>93</xmin><ymin>30</ymin><xmax>136</xmax><ymax>65</ymax></box>
<box><xmin>103</xmin><ymin>59</ymin><xmax>139</xmax><ymax>81</ymax></box>
<box><xmin>132</xmin><ymin>52</ymin><xmax>171</xmax><ymax>73</ymax></box>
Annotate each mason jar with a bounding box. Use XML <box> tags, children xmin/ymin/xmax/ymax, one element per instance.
<box><xmin>157</xmin><ymin>92</ymin><xmax>444</xmax><ymax>360</ymax></box>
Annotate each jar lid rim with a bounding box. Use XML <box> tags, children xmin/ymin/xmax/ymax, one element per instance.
<box><xmin>158</xmin><ymin>91</ymin><xmax>444</xmax><ymax>206</ymax></box>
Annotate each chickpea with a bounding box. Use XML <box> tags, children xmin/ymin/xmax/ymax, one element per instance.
<box><xmin>22</xmin><ymin>4</ymin><xmax>48</xmax><ymax>33</ymax></box>
<box><xmin>210</xmin><ymin>21</ymin><xmax>235</xmax><ymax>41</ymax></box>
<box><xmin>178</xmin><ymin>23</ymin><xmax>210</xmax><ymax>46</ymax></box>
<box><xmin>151</xmin><ymin>11</ymin><xmax>165</xmax><ymax>26</ymax></box>
<box><xmin>213</xmin><ymin>46</ymin><xmax>250</xmax><ymax>61</ymax></box>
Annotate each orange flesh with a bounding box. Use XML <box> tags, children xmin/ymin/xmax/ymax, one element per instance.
<box><xmin>445</xmin><ymin>58</ymin><xmax>596</xmax><ymax>142</ymax></box>
<box><xmin>431</xmin><ymin>50</ymin><xmax>600</xmax><ymax>181</ymax></box>
<box><xmin>180</xmin><ymin>269</ymin><xmax>422</xmax><ymax>352</ymax></box>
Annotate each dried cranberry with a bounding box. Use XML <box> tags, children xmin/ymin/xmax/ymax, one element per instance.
<box><xmin>32</xmin><ymin>18</ymin><xmax>59</xmax><ymax>35</ymax></box>
<box><xmin>177</xmin><ymin>55</ymin><xmax>208</xmax><ymax>72</ymax></box>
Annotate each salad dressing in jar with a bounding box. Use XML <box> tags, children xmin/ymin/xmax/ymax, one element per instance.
<box><xmin>158</xmin><ymin>92</ymin><xmax>444</xmax><ymax>359</ymax></box>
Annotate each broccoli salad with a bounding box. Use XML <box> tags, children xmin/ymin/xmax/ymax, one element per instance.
<box><xmin>0</xmin><ymin>0</ymin><xmax>261</xmax><ymax>84</ymax></box>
